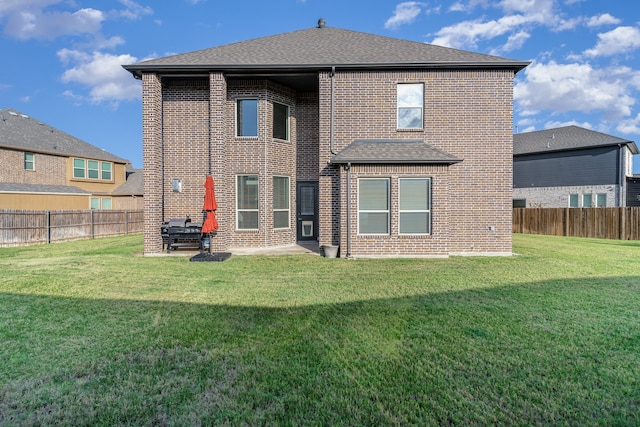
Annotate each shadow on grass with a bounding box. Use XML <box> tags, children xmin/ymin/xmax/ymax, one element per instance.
<box><xmin>1</xmin><ymin>275</ymin><xmax>639</xmax><ymax>426</ymax></box>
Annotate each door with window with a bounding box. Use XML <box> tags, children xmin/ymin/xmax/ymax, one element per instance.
<box><xmin>297</xmin><ymin>182</ymin><xmax>318</xmax><ymax>242</ymax></box>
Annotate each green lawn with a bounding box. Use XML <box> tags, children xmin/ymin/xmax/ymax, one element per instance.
<box><xmin>0</xmin><ymin>234</ymin><xmax>639</xmax><ymax>426</ymax></box>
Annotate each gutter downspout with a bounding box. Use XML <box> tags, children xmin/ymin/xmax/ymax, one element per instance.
<box><xmin>330</xmin><ymin>66</ymin><xmax>337</xmax><ymax>155</ymax></box>
<box><xmin>160</xmin><ymin>78</ymin><xmax>165</xmax><ymax>221</ymax></box>
<box><xmin>619</xmin><ymin>144</ymin><xmax>625</xmax><ymax>207</ymax></box>
<box><xmin>345</xmin><ymin>162</ymin><xmax>351</xmax><ymax>258</ymax></box>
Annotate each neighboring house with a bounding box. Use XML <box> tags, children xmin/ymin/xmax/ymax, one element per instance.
<box><xmin>513</xmin><ymin>126</ymin><xmax>638</xmax><ymax>208</ymax></box>
<box><xmin>0</xmin><ymin>108</ymin><xmax>142</xmax><ymax>211</ymax></box>
<box><xmin>124</xmin><ymin>20</ymin><xmax>528</xmax><ymax>257</ymax></box>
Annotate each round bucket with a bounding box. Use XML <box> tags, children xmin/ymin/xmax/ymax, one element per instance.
<box><xmin>323</xmin><ymin>244</ymin><xmax>339</xmax><ymax>258</ymax></box>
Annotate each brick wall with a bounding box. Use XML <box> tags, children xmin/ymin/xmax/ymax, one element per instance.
<box><xmin>318</xmin><ymin>69</ymin><xmax>514</xmax><ymax>256</ymax></box>
<box><xmin>0</xmin><ymin>147</ymin><xmax>67</xmax><ymax>185</ymax></box>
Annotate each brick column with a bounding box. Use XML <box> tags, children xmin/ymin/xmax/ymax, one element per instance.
<box><xmin>209</xmin><ymin>72</ymin><xmax>228</xmax><ymax>251</ymax></box>
<box><xmin>142</xmin><ymin>73</ymin><xmax>163</xmax><ymax>255</ymax></box>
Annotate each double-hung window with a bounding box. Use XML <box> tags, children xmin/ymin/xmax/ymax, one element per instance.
<box><xmin>236</xmin><ymin>99</ymin><xmax>258</xmax><ymax>137</ymax></box>
<box><xmin>583</xmin><ymin>194</ymin><xmax>593</xmax><ymax>208</ymax></box>
<box><xmin>397</xmin><ymin>83</ymin><xmax>424</xmax><ymax>129</ymax></box>
<box><xmin>596</xmin><ymin>193</ymin><xmax>606</xmax><ymax>207</ymax></box>
<box><xmin>24</xmin><ymin>152</ymin><xmax>34</xmax><ymax>170</ymax></box>
<box><xmin>569</xmin><ymin>194</ymin><xmax>579</xmax><ymax>208</ymax></box>
<box><xmin>73</xmin><ymin>158</ymin><xmax>86</xmax><ymax>178</ymax></box>
<box><xmin>399</xmin><ymin>178</ymin><xmax>431</xmax><ymax>234</ymax></box>
<box><xmin>273</xmin><ymin>102</ymin><xmax>289</xmax><ymax>141</ymax></box>
<box><xmin>101</xmin><ymin>162</ymin><xmax>112</xmax><ymax>180</ymax></box>
<box><xmin>273</xmin><ymin>176</ymin><xmax>290</xmax><ymax>228</ymax></box>
<box><xmin>88</xmin><ymin>160</ymin><xmax>99</xmax><ymax>179</ymax></box>
<box><xmin>237</xmin><ymin>175</ymin><xmax>259</xmax><ymax>229</ymax></box>
<box><xmin>358</xmin><ymin>178</ymin><xmax>390</xmax><ymax>234</ymax></box>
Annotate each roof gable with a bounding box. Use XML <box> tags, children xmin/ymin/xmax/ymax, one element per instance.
<box><xmin>514</xmin><ymin>125</ymin><xmax>638</xmax><ymax>155</ymax></box>
<box><xmin>125</xmin><ymin>25</ymin><xmax>529</xmax><ymax>76</ymax></box>
<box><xmin>0</xmin><ymin>108</ymin><xmax>129</xmax><ymax>163</ymax></box>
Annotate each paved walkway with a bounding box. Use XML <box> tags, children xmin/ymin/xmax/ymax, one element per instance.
<box><xmin>154</xmin><ymin>242</ymin><xmax>320</xmax><ymax>257</ymax></box>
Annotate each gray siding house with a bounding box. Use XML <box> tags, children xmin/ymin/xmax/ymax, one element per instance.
<box><xmin>513</xmin><ymin>126</ymin><xmax>638</xmax><ymax>208</ymax></box>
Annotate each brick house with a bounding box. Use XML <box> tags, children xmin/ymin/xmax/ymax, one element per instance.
<box><xmin>0</xmin><ymin>108</ymin><xmax>142</xmax><ymax>211</ymax></box>
<box><xmin>124</xmin><ymin>21</ymin><xmax>528</xmax><ymax>257</ymax></box>
<box><xmin>513</xmin><ymin>126</ymin><xmax>638</xmax><ymax>208</ymax></box>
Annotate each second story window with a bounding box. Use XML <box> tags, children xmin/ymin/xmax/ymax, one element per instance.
<box><xmin>397</xmin><ymin>83</ymin><xmax>424</xmax><ymax>130</ymax></box>
<box><xmin>236</xmin><ymin>99</ymin><xmax>258</xmax><ymax>137</ymax></box>
<box><xmin>73</xmin><ymin>158</ymin><xmax>113</xmax><ymax>181</ymax></box>
<box><xmin>272</xmin><ymin>102</ymin><xmax>289</xmax><ymax>141</ymax></box>
<box><xmin>24</xmin><ymin>152</ymin><xmax>34</xmax><ymax>171</ymax></box>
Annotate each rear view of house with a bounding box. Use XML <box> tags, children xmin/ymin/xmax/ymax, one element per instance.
<box><xmin>124</xmin><ymin>21</ymin><xmax>528</xmax><ymax>257</ymax></box>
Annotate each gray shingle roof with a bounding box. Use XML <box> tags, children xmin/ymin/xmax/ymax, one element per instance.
<box><xmin>124</xmin><ymin>25</ymin><xmax>529</xmax><ymax>76</ymax></box>
<box><xmin>112</xmin><ymin>168</ymin><xmax>143</xmax><ymax>195</ymax></box>
<box><xmin>514</xmin><ymin>125</ymin><xmax>638</xmax><ymax>155</ymax></box>
<box><xmin>329</xmin><ymin>139</ymin><xmax>462</xmax><ymax>165</ymax></box>
<box><xmin>0</xmin><ymin>183</ymin><xmax>90</xmax><ymax>194</ymax></box>
<box><xmin>0</xmin><ymin>108</ymin><xmax>129</xmax><ymax>163</ymax></box>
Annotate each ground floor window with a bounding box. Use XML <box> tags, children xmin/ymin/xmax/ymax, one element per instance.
<box><xmin>90</xmin><ymin>197</ymin><xmax>112</xmax><ymax>209</ymax></box>
<box><xmin>596</xmin><ymin>193</ymin><xmax>607</xmax><ymax>207</ymax></box>
<box><xmin>273</xmin><ymin>176</ymin><xmax>290</xmax><ymax>228</ymax></box>
<box><xmin>237</xmin><ymin>175</ymin><xmax>259</xmax><ymax>229</ymax></box>
<box><xmin>569</xmin><ymin>194</ymin><xmax>579</xmax><ymax>207</ymax></box>
<box><xmin>358</xmin><ymin>178</ymin><xmax>390</xmax><ymax>234</ymax></box>
<box><xmin>399</xmin><ymin>178</ymin><xmax>431</xmax><ymax>234</ymax></box>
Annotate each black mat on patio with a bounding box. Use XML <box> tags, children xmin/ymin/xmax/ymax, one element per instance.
<box><xmin>189</xmin><ymin>252</ymin><xmax>232</xmax><ymax>262</ymax></box>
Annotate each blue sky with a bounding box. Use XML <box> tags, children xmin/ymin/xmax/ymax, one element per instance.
<box><xmin>1</xmin><ymin>1</ymin><xmax>640</xmax><ymax>171</ymax></box>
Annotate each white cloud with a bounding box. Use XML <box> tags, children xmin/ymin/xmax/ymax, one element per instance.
<box><xmin>617</xmin><ymin>113</ymin><xmax>640</xmax><ymax>135</ymax></box>
<box><xmin>58</xmin><ymin>49</ymin><xmax>141</xmax><ymax>104</ymax></box>
<box><xmin>583</xmin><ymin>26</ymin><xmax>640</xmax><ymax>57</ymax></box>
<box><xmin>586</xmin><ymin>13</ymin><xmax>620</xmax><ymax>28</ymax></box>
<box><xmin>514</xmin><ymin>61</ymin><xmax>640</xmax><ymax>121</ymax></box>
<box><xmin>3</xmin><ymin>7</ymin><xmax>104</xmax><ymax>39</ymax></box>
<box><xmin>114</xmin><ymin>0</ymin><xmax>153</xmax><ymax>20</ymax></box>
<box><xmin>384</xmin><ymin>2</ymin><xmax>426</xmax><ymax>29</ymax></box>
<box><xmin>431</xmin><ymin>13</ymin><xmax>535</xmax><ymax>49</ymax></box>
<box><xmin>544</xmin><ymin>120</ymin><xmax>593</xmax><ymax>130</ymax></box>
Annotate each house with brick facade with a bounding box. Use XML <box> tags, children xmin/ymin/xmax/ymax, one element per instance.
<box><xmin>0</xmin><ymin>108</ymin><xmax>142</xmax><ymax>211</ymax></box>
<box><xmin>513</xmin><ymin>126</ymin><xmax>638</xmax><ymax>208</ymax></box>
<box><xmin>124</xmin><ymin>21</ymin><xmax>528</xmax><ymax>257</ymax></box>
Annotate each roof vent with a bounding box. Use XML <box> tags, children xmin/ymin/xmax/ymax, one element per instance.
<box><xmin>317</xmin><ymin>18</ymin><xmax>326</xmax><ymax>28</ymax></box>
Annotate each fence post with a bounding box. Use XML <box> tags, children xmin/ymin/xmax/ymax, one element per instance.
<box><xmin>47</xmin><ymin>211</ymin><xmax>51</xmax><ymax>244</ymax></box>
<box><xmin>91</xmin><ymin>210</ymin><xmax>95</xmax><ymax>239</ymax></box>
<box><xmin>125</xmin><ymin>210</ymin><xmax>129</xmax><ymax>235</ymax></box>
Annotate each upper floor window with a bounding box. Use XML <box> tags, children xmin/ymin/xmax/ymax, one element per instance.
<box><xmin>24</xmin><ymin>152</ymin><xmax>34</xmax><ymax>171</ymax></box>
<box><xmin>73</xmin><ymin>158</ymin><xmax>113</xmax><ymax>181</ymax></box>
<box><xmin>397</xmin><ymin>83</ymin><xmax>423</xmax><ymax>130</ymax></box>
<box><xmin>236</xmin><ymin>99</ymin><xmax>258</xmax><ymax>137</ymax></box>
<box><xmin>273</xmin><ymin>102</ymin><xmax>289</xmax><ymax>141</ymax></box>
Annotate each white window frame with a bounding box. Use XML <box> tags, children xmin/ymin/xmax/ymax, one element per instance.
<box><xmin>272</xmin><ymin>102</ymin><xmax>290</xmax><ymax>141</ymax></box>
<box><xmin>596</xmin><ymin>193</ymin><xmax>607</xmax><ymax>207</ymax></box>
<box><xmin>358</xmin><ymin>178</ymin><xmax>390</xmax><ymax>235</ymax></box>
<box><xmin>583</xmin><ymin>193</ymin><xmax>593</xmax><ymax>208</ymax></box>
<box><xmin>236</xmin><ymin>174</ymin><xmax>259</xmax><ymax>230</ymax></box>
<box><xmin>399</xmin><ymin>178</ymin><xmax>431</xmax><ymax>235</ymax></box>
<box><xmin>273</xmin><ymin>176</ymin><xmax>290</xmax><ymax>229</ymax></box>
<box><xmin>24</xmin><ymin>152</ymin><xmax>34</xmax><ymax>171</ymax></box>
<box><xmin>101</xmin><ymin>162</ymin><xmax>112</xmax><ymax>181</ymax></box>
<box><xmin>236</xmin><ymin>98</ymin><xmax>259</xmax><ymax>137</ymax></box>
<box><xmin>73</xmin><ymin>158</ymin><xmax>86</xmax><ymax>178</ymax></box>
<box><xmin>569</xmin><ymin>194</ymin><xmax>579</xmax><ymax>208</ymax></box>
<box><xmin>397</xmin><ymin>83</ymin><xmax>424</xmax><ymax>130</ymax></box>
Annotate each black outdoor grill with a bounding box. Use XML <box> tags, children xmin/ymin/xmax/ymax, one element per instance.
<box><xmin>161</xmin><ymin>216</ymin><xmax>203</xmax><ymax>253</ymax></box>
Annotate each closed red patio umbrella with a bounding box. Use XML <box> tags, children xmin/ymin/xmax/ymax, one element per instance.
<box><xmin>201</xmin><ymin>175</ymin><xmax>218</xmax><ymax>234</ymax></box>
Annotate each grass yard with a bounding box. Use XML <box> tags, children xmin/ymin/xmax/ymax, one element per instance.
<box><xmin>0</xmin><ymin>234</ymin><xmax>639</xmax><ymax>426</ymax></box>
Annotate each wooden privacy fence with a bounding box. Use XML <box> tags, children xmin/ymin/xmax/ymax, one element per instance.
<box><xmin>513</xmin><ymin>207</ymin><xmax>640</xmax><ymax>240</ymax></box>
<box><xmin>0</xmin><ymin>210</ymin><xmax>144</xmax><ymax>247</ymax></box>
